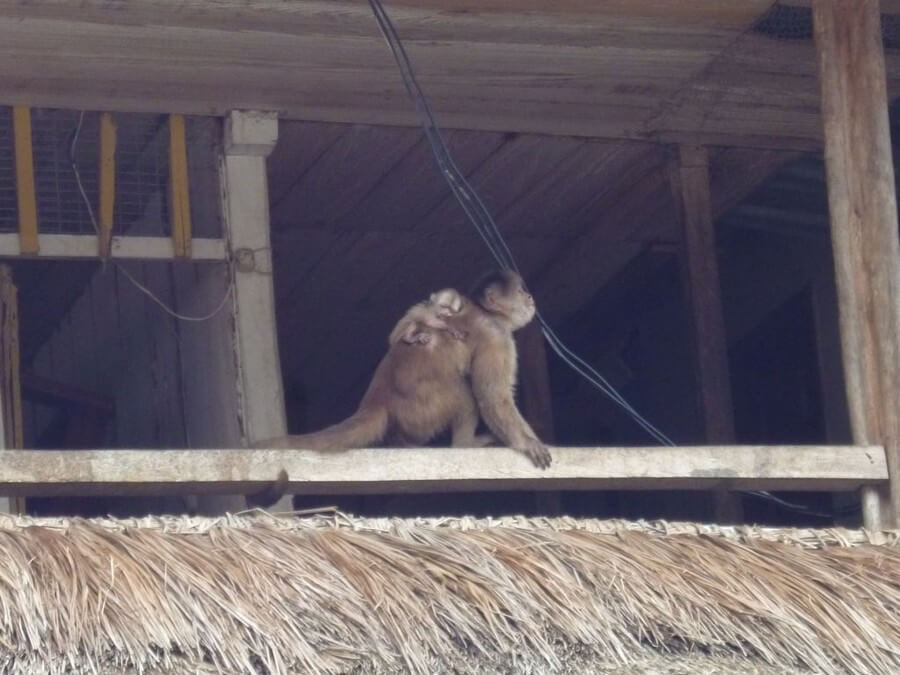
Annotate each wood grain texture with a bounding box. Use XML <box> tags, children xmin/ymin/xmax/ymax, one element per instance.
<box><xmin>0</xmin><ymin>445</ymin><xmax>886</xmax><ymax>496</ymax></box>
<box><xmin>814</xmin><ymin>0</ymin><xmax>900</xmax><ymax>529</ymax></box>
<box><xmin>0</xmin><ymin>0</ymin><xmax>864</xmax><ymax>148</ymax></box>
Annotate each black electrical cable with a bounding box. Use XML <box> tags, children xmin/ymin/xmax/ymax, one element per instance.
<box><xmin>364</xmin><ymin>0</ymin><xmax>841</xmax><ymax>519</ymax></box>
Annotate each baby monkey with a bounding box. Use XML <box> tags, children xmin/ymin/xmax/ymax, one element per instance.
<box><xmin>388</xmin><ymin>288</ymin><xmax>467</xmax><ymax>347</ymax></box>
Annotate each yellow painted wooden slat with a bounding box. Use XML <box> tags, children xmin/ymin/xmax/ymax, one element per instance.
<box><xmin>98</xmin><ymin>112</ymin><xmax>117</xmax><ymax>258</ymax></box>
<box><xmin>12</xmin><ymin>107</ymin><xmax>38</xmax><ymax>255</ymax></box>
<box><xmin>168</xmin><ymin>114</ymin><xmax>192</xmax><ymax>258</ymax></box>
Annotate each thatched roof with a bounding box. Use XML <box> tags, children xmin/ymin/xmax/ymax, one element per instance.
<box><xmin>0</xmin><ymin>512</ymin><xmax>896</xmax><ymax>674</ymax></box>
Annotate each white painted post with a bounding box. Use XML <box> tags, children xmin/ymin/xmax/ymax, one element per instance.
<box><xmin>222</xmin><ymin>110</ymin><xmax>291</xmax><ymax>511</ymax></box>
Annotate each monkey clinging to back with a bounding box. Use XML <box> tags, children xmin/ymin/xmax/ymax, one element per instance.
<box><xmin>388</xmin><ymin>287</ymin><xmax>467</xmax><ymax>346</ymax></box>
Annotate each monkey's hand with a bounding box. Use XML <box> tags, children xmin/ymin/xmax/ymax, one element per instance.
<box><xmin>517</xmin><ymin>438</ymin><xmax>552</xmax><ymax>469</ymax></box>
<box><xmin>403</xmin><ymin>331</ymin><xmax>433</xmax><ymax>345</ymax></box>
<box><xmin>447</xmin><ymin>327</ymin><xmax>467</xmax><ymax>341</ymax></box>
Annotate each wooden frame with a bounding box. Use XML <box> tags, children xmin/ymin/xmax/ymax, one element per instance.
<box><xmin>0</xmin><ymin>2</ymin><xmax>895</xmax><ymax>528</ymax></box>
<box><xmin>97</xmin><ymin>112</ymin><xmax>117</xmax><ymax>258</ymax></box>
<box><xmin>0</xmin><ymin>234</ymin><xmax>226</xmax><ymax>261</ymax></box>
<box><xmin>0</xmin><ymin>445</ymin><xmax>885</xmax><ymax>497</ymax></box>
<box><xmin>12</xmin><ymin>106</ymin><xmax>38</xmax><ymax>256</ymax></box>
<box><xmin>813</xmin><ymin>0</ymin><xmax>900</xmax><ymax>529</ymax></box>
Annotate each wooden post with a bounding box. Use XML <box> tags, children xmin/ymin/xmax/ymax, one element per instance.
<box><xmin>97</xmin><ymin>112</ymin><xmax>117</xmax><ymax>259</ymax></box>
<box><xmin>0</xmin><ymin>265</ymin><xmax>25</xmax><ymax>513</ymax></box>
<box><xmin>669</xmin><ymin>145</ymin><xmax>742</xmax><ymax>523</ymax></box>
<box><xmin>813</xmin><ymin>0</ymin><xmax>900</xmax><ymax>529</ymax></box>
<box><xmin>169</xmin><ymin>114</ymin><xmax>192</xmax><ymax>259</ymax></box>
<box><xmin>517</xmin><ymin>322</ymin><xmax>559</xmax><ymax>514</ymax></box>
<box><xmin>12</xmin><ymin>107</ymin><xmax>38</xmax><ymax>256</ymax></box>
<box><xmin>221</xmin><ymin>110</ymin><xmax>290</xmax><ymax>510</ymax></box>
<box><xmin>518</xmin><ymin>322</ymin><xmax>555</xmax><ymax>444</ymax></box>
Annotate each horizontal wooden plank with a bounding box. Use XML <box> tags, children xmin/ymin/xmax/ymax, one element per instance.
<box><xmin>0</xmin><ymin>1</ymin><xmax>839</xmax><ymax>149</ymax></box>
<box><xmin>0</xmin><ymin>445</ymin><xmax>886</xmax><ymax>497</ymax></box>
<box><xmin>0</xmin><ymin>0</ymin><xmax>773</xmax><ymax>39</ymax></box>
<box><xmin>0</xmin><ymin>234</ymin><xmax>226</xmax><ymax>261</ymax></box>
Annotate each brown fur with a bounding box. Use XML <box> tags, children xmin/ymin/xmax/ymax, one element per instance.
<box><xmin>256</xmin><ymin>270</ymin><xmax>550</xmax><ymax>468</ymax></box>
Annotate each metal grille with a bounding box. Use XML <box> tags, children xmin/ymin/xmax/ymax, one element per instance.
<box><xmin>0</xmin><ymin>107</ymin><xmax>222</xmax><ymax>239</ymax></box>
<box><xmin>112</xmin><ymin>112</ymin><xmax>171</xmax><ymax>237</ymax></box>
<box><xmin>187</xmin><ymin>116</ymin><xmax>223</xmax><ymax>239</ymax></box>
<box><xmin>0</xmin><ymin>108</ymin><xmax>17</xmax><ymax>233</ymax></box>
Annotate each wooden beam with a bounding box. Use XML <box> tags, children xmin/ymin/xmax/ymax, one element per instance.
<box><xmin>0</xmin><ymin>265</ymin><xmax>24</xmax><ymax>514</ymax></box>
<box><xmin>0</xmin><ymin>0</ymin><xmax>836</xmax><ymax>150</ymax></box>
<box><xmin>671</xmin><ymin>146</ymin><xmax>737</xmax><ymax>444</ymax></box>
<box><xmin>0</xmin><ymin>233</ymin><xmax>225</xmax><ymax>260</ymax></box>
<box><xmin>813</xmin><ymin>0</ymin><xmax>900</xmax><ymax>529</ymax></box>
<box><xmin>517</xmin><ymin>321</ymin><xmax>559</xmax><ymax>514</ymax></box>
<box><xmin>0</xmin><ymin>445</ymin><xmax>885</xmax><ymax>497</ymax></box>
<box><xmin>169</xmin><ymin>114</ymin><xmax>192</xmax><ymax>259</ymax></box>
<box><xmin>669</xmin><ymin>144</ymin><xmax>742</xmax><ymax>523</ymax></box>
<box><xmin>97</xmin><ymin>112</ymin><xmax>117</xmax><ymax>259</ymax></box>
<box><xmin>12</xmin><ymin>106</ymin><xmax>38</xmax><ymax>256</ymax></box>
<box><xmin>222</xmin><ymin>111</ymin><xmax>289</xmax><ymax>510</ymax></box>
<box><xmin>517</xmin><ymin>323</ymin><xmax>555</xmax><ymax>444</ymax></box>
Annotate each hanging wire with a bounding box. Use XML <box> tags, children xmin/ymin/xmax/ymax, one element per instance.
<box><xmin>365</xmin><ymin>0</ymin><xmax>841</xmax><ymax>519</ymax></box>
<box><xmin>366</xmin><ymin>0</ymin><xmax>673</xmax><ymax>446</ymax></box>
<box><xmin>69</xmin><ymin>112</ymin><xmax>233</xmax><ymax>323</ymax></box>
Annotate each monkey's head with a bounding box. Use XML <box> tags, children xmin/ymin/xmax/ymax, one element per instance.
<box><xmin>429</xmin><ymin>288</ymin><xmax>464</xmax><ymax>317</ymax></box>
<box><xmin>471</xmin><ymin>270</ymin><xmax>535</xmax><ymax>330</ymax></box>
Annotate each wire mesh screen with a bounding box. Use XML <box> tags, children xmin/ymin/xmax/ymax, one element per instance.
<box><xmin>32</xmin><ymin>109</ymin><xmax>99</xmax><ymax>235</ymax></box>
<box><xmin>0</xmin><ymin>107</ymin><xmax>222</xmax><ymax>239</ymax></box>
<box><xmin>187</xmin><ymin>116</ymin><xmax>223</xmax><ymax>239</ymax></box>
<box><xmin>0</xmin><ymin>108</ymin><xmax>14</xmax><ymax>233</ymax></box>
<box><xmin>112</xmin><ymin>112</ymin><xmax>170</xmax><ymax>237</ymax></box>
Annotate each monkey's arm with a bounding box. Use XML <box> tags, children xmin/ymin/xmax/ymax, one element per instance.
<box><xmin>470</xmin><ymin>344</ymin><xmax>551</xmax><ymax>468</ymax></box>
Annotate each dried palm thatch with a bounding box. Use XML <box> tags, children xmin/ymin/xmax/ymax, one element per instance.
<box><xmin>0</xmin><ymin>512</ymin><xmax>896</xmax><ymax>675</ymax></box>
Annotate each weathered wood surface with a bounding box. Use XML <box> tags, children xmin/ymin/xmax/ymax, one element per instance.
<box><xmin>672</xmin><ymin>145</ymin><xmax>736</xmax><ymax>446</ymax></box>
<box><xmin>0</xmin><ymin>445</ymin><xmax>885</xmax><ymax>496</ymax></box>
<box><xmin>670</xmin><ymin>145</ymin><xmax>741</xmax><ymax>523</ymax></box>
<box><xmin>813</xmin><ymin>0</ymin><xmax>900</xmax><ymax>528</ymax></box>
<box><xmin>222</xmin><ymin>111</ymin><xmax>286</xmax><ymax>445</ymax></box>
<box><xmin>0</xmin><ymin>234</ymin><xmax>226</xmax><ymax>260</ymax></box>
<box><xmin>0</xmin><ymin>0</ymin><xmax>885</xmax><ymax>148</ymax></box>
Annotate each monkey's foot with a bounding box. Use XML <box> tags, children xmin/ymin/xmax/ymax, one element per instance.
<box><xmin>448</xmin><ymin>328</ymin><xmax>467</xmax><ymax>341</ymax></box>
<box><xmin>518</xmin><ymin>439</ymin><xmax>552</xmax><ymax>469</ymax></box>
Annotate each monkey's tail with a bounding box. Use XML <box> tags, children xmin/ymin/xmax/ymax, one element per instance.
<box><xmin>254</xmin><ymin>406</ymin><xmax>389</xmax><ymax>451</ymax></box>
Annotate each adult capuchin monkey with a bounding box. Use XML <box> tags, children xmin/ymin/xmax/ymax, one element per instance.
<box><xmin>250</xmin><ymin>270</ymin><xmax>550</xmax><ymax>506</ymax></box>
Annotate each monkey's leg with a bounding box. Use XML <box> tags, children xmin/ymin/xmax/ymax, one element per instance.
<box><xmin>450</xmin><ymin>392</ymin><xmax>480</xmax><ymax>447</ymax></box>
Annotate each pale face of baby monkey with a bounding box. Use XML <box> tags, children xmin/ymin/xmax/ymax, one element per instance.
<box><xmin>388</xmin><ymin>288</ymin><xmax>467</xmax><ymax>347</ymax></box>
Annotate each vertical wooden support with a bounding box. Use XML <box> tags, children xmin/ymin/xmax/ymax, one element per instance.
<box><xmin>169</xmin><ymin>114</ymin><xmax>192</xmax><ymax>259</ymax></box>
<box><xmin>517</xmin><ymin>322</ymin><xmax>559</xmax><ymax>514</ymax></box>
<box><xmin>98</xmin><ymin>112</ymin><xmax>117</xmax><ymax>259</ymax></box>
<box><xmin>222</xmin><ymin>110</ymin><xmax>289</xmax><ymax>510</ymax></box>
<box><xmin>813</xmin><ymin>0</ymin><xmax>900</xmax><ymax>529</ymax></box>
<box><xmin>12</xmin><ymin>107</ymin><xmax>38</xmax><ymax>255</ymax></box>
<box><xmin>670</xmin><ymin>144</ymin><xmax>742</xmax><ymax>523</ymax></box>
<box><xmin>0</xmin><ymin>265</ymin><xmax>25</xmax><ymax>514</ymax></box>
<box><xmin>518</xmin><ymin>322</ymin><xmax>555</xmax><ymax>444</ymax></box>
